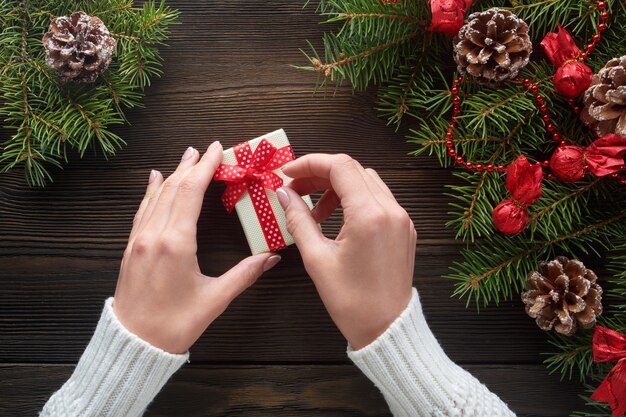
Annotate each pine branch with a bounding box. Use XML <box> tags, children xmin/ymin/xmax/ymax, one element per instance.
<box><xmin>0</xmin><ymin>0</ymin><xmax>179</xmax><ymax>186</ymax></box>
<box><xmin>450</xmin><ymin>210</ymin><xmax>626</xmax><ymax>306</ymax></box>
<box><xmin>335</xmin><ymin>12</ymin><xmax>425</xmax><ymax>26</ymax></box>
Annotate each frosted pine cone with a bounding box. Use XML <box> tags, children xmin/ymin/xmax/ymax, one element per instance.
<box><xmin>521</xmin><ymin>256</ymin><xmax>602</xmax><ymax>336</ymax></box>
<box><xmin>42</xmin><ymin>11</ymin><xmax>116</xmax><ymax>83</ymax></box>
<box><xmin>453</xmin><ymin>8</ymin><xmax>532</xmax><ymax>85</ymax></box>
<box><xmin>580</xmin><ymin>55</ymin><xmax>626</xmax><ymax>137</ymax></box>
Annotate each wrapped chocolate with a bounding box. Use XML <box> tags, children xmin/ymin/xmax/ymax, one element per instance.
<box><xmin>214</xmin><ymin>129</ymin><xmax>314</xmax><ymax>254</ymax></box>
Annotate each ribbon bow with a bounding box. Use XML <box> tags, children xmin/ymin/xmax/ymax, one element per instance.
<box><xmin>549</xmin><ymin>134</ymin><xmax>626</xmax><ymax>182</ymax></box>
<box><xmin>540</xmin><ymin>25</ymin><xmax>593</xmax><ymax>97</ymax></box>
<box><xmin>492</xmin><ymin>155</ymin><xmax>543</xmax><ymax>235</ymax></box>
<box><xmin>214</xmin><ymin>139</ymin><xmax>295</xmax><ymax>212</ymax></box>
<box><xmin>591</xmin><ymin>326</ymin><xmax>626</xmax><ymax>417</ymax></box>
<box><xmin>213</xmin><ymin>138</ymin><xmax>295</xmax><ymax>252</ymax></box>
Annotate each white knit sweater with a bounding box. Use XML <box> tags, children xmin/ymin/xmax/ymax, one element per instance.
<box><xmin>40</xmin><ymin>289</ymin><xmax>516</xmax><ymax>416</ymax></box>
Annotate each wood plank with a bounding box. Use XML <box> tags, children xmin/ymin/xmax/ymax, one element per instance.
<box><xmin>0</xmin><ymin>241</ymin><xmax>553</xmax><ymax>364</ymax></box>
<box><xmin>0</xmin><ymin>168</ymin><xmax>462</xmax><ymax>251</ymax></box>
<box><xmin>0</xmin><ymin>364</ymin><xmax>583</xmax><ymax>417</ymax></box>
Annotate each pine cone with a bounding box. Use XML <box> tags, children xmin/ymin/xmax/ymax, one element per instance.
<box><xmin>580</xmin><ymin>56</ymin><xmax>626</xmax><ymax>137</ymax></box>
<box><xmin>521</xmin><ymin>256</ymin><xmax>602</xmax><ymax>336</ymax></box>
<box><xmin>453</xmin><ymin>8</ymin><xmax>532</xmax><ymax>85</ymax></box>
<box><xmin>42</xmin><ymin>11</ymin><xmax>116</xmax><ymax>83</ymax></box>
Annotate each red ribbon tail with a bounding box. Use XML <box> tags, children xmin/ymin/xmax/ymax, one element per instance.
<box><xmin>586</xmin><ymin>135</ymin><xmax>626</xmax><ymax>177</ymax></box>
<box><xmin>540</xmin><ymin>25</ymin><xmax>580</xmax><ymax>67</ymax></box>
<box><xmin>591</xmin><ymin>360</ymin><xmax>626</xmax><ymax>417</ymax></box>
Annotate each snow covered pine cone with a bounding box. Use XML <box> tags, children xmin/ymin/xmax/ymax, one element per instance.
<box><xmin>521</xmin><ymin>256</ymin><xmax>603</xmax><ymax>336</ymax></box>
<box><xmin>453</xmin><ymin>8</ymin><xmax>532</xmax><ymax>85</ymax></box>
<box><xmin>581</xmin><ymin>55</ymin><xmax>626</xmax><ymax>137</ymax></box>
<box><xmin>42</xmin><ymin>11</ymin><xmax>116</xmax><ymax>83</ymax></box>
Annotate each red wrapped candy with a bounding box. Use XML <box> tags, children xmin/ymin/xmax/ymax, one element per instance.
<box><xmin>492</xmin><ymin>155</ymin><xmax>543</xmax><ymax>235</ymax></box>
<box><xmin>492</xmin><ymin>200</ymin><xmax>529</xmax><ymax>235</ymax></box>
<box><xmin>550</xmin><ymin>134</ymin><xmax>626</xmax><ymax>182</ymax></box>
<box><xmin>428</xmin><ymin>0</ymin><xmax>473</xmax><ymax>37</ymax></box>
<box><xmin>540</xmin><ymin>25</ymin><xmax>593</xmax><ymax>98</ymax></box>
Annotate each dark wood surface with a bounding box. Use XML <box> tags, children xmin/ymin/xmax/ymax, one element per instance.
<box><xmin>0</xmin><ymin>1</ymin><xmax>583</xmax><ymax>415</ymax></box>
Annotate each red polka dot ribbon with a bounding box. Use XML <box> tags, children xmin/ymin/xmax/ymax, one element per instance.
<box><xmin>214</xmin><ymin>138</ymin><xmax>295</xmax><ymax>251</ymax></box>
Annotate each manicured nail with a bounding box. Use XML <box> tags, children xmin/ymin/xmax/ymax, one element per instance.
<box><xmin>263</xmin><ymin>254</ymin><xmax>281</xmax><ymax>272</ymax></box>
<box><xmin>276</xmin><ymin>187</ymin><xmax>290</xmax><ymax>209</ymax></box>
<box><xmin>148</xmin><ymin>169</ymin><xmax>157</xmax><ymax>184</ymax></box>
<box><xmin>281</xmin><ymin>161</ymin><xmax>292</xmax><ymax>171</ymax></box>
<box><xmin>181</xmin><ymin>146</ymin><xmax>195</xmax><ymax>161</ymax></box>
<box><xmin>208</xmin><ymin>141</ymin><xmax>221</xmax><ymax>152</ymax></box>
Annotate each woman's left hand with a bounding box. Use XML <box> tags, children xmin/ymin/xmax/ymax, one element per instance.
<box><xmin>113</xmin><ymin>141</ymin><xmax>281</xmax><ymax>354</ymax></box>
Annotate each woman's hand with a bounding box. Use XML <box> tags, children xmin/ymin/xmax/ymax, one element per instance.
<box><xmin>278</xmin><ymin>154</ymin><xmax>416</xmax><ymax>350</ymax></box>
<box><xmin>113</xmin><ymin>142</ymin><xmax>281</xmax><ymax>354</ymax></box>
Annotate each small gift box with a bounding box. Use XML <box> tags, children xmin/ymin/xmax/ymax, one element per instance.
<box><xmin>214</xmin><ymin>129</ymin><xmax>314</xmax><ymax>254</ymax></box>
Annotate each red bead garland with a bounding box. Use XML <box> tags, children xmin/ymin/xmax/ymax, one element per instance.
<box><xmin>440</xmin><ymin>0</ymin><xmax>621</xmax><ymax>181</ymax></box>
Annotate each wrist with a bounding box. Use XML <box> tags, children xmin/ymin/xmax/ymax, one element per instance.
<box><xmin>344</xmin><ymin>290</ymin><xmax>413</xmax><ymax>350</ymax></box>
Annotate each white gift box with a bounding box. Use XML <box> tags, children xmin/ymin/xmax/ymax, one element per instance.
<box><xmin>219</xmin><ymin>129</ymin><xmax>314</xmax><ymax>254</ymax></box>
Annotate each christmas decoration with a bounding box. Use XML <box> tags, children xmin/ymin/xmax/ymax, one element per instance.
<box><xmin>452</xmin><ymin>8</ymin><xmax>532</xmax><ymax>85</ymax></box>
<box><xmin>591</xmin><ymin>326</ymin><xmax>626</xmax><ymax>417</ymax></box>
<box><xmin>521</xmin><ymin>256</ymin><xmax>602</xmax><ymax>336</ymax></box>
<box><xmin>541</xmin><ymin>25</ymin><xmax>593</xmax><ymax>98</ymax></box>
<box><xmin>428</xmin><ymin>0</ymin><xmax>473</xmax><ymax>37</ymax></box>
<box><xmin>492</xmin><ymin>155</ymin><xmax>542</xmax><ymax>235</ymax></box>
<box><xmin>300</xmin><ymin>1</ymin><xmax>626</xmax><ymax>414</ymax></box>
<box><xmin>549</xmin><ymin>134</ymin><xmax>626</xmax><ymax>182</ymax></box>
<box><xmin>0</xmin><ymin>1</ymin><xmax>179</xmax><ymax>186</ymax></box>
<box><xmin>581</xmin><ymin>55</ymin><xmax>626</xmax><ymax>137</ymax></box>
<box><xmin>42</xmin><ymin>11</ymin><xmax>116</xmax><ymax>83</ymax></box>
<box><xmin>213</xmin><ymin>129</ymin><xmax>314</xmax><ymax>255</ymax></box>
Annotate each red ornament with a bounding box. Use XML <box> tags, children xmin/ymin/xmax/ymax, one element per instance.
<box><xmin>549</xmin><ymin>134</ymin><xmax>626</xmax><ymax>182</ymax></box>
<box><xmin>492</xmin><ymin>200</ymin><xmax>529</xmax><ymax>235</ymax></box>
<box><xmin>590</xmin><ymin>326</ymin><xmax>626</xmax><ymax>417</ymax></box>
<box><xmin>427</xmin><ymin>0</ymin><xmax>472</xmax><ymax>37</ymax></box>
<box><xmin>540</xmin><ymin>25</ymin><xmax>593</xmax><ymax>97</ymax></box>
<box><xmin>492</xmin><ymin>155</ymin><xmax>543</xmax><ymax>235</ymax></box>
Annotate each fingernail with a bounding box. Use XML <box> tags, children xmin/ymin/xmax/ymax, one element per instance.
<box><xmin>208</xmin><ymin>141</ymin><xmax>221</xmax><ymax>152</ymax></box>
<box><xmin>263</xmin><ymin>254</ymin><xmax>281</xmax><ymax>272</ymax></box>
<box><xmin>276</xmin><ymin>187</ymin><xmax>290</xmax><ymax>209</ymax></box>
<box><xmin>148</xmin><ymin>169</ymin><xmax>157</xmax><ymax>184</ymax></box>
<box><xmin>281</xmin><ymin>161</ymin><xmax>292</xmax><ymax>171</ymax></box>
<box><xmin>181</xmin><ymin>146</ymin><xmax>195</xmax><ymax>161</ymax></box>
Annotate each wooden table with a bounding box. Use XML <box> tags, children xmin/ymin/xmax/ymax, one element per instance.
<box><xmin>1</xmin><ymin>1</ymin><xmax>584</xmax><ymax>415</ymax></box>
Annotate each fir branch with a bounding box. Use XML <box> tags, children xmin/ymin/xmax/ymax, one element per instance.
<box><xmin>461</xmin><ymin>113</ymin><xmax>528</xmax><ymax>235</ymax></box>
<box><xmin>528</xmin><ymin>178</ymin><xmax>602</xmax><ymax>225</ymax></box>
<box><xmin>385</xmin><ymin>31</ymin><xmax>434</xmax><ymax>125</ymax></box>
<box><xmin>31</xmin><ymin>113</ymin><xmax>65</xmax><ymax>142</ymax></box>
<box><xmin>109</xmin><ymin>32</ymin><xmax>141</xmax><ymax>42</ymax></box>
<box><xmin>451</xmin><ymin>210</ymin><xmax>626</xmax><ymax>305</ymax></box>
<box><xmin>421</xmin><ymin>136</ymin><xmax>501</xmax><ymax>146</ymax></box>
<box><xmin>309</xmin><ymin>30</ymin><xmax>420</xmax><ymax>76</ymax></box>
<box><xmin>0</xmin><ymin>0</ymin><xmax>179</xmax><ymax>185</ymax></box>
<box><xmin>336</xmin><ymin>12</ymin><xmax>425</xmax><ymax>26</ymax></box>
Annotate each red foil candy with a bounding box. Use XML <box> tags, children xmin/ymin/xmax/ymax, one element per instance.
<box><xmin>492</xmin><ymin>200</ymin><xmax>529</xmax><ymax>235</ymax></box>
<box><xmin>540</xmin><ymin>25</ymin><xmax>593</xmax><ymax>97</ymax></box>
<box><xmin>428</xmin><ymin>0</ymin><xmax>473</xmax><ymax>36</ymax></box>
<box><xmin>550</xmin><ymin>134</ymin><xmax>626</xmax><ymax>182</ymax></box>
<box><xmin>492</xmin><ymin>155</ymin><xmax>543</xmax><ymax>235</ymax></box>
<box><xmin>591</xmin><ymin>326</ymin><xmax>626</xmax><ymax>417</ymax></box>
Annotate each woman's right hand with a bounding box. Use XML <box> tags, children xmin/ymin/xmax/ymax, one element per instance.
<box><xmin>277</xmin><ymin>154</ymin><xmax>416</xmax><ymax>350</ymax></box>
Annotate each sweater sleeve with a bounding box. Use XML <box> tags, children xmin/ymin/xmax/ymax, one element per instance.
<box><xmin>40</xmin><ymin>297</ymin><xmax>189</xmax><ymax>417</ymax></box>
<box><xmin>348</xmin><ymin>288</ymin><xmax>516</xmax><ymax>417</ymax></box>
